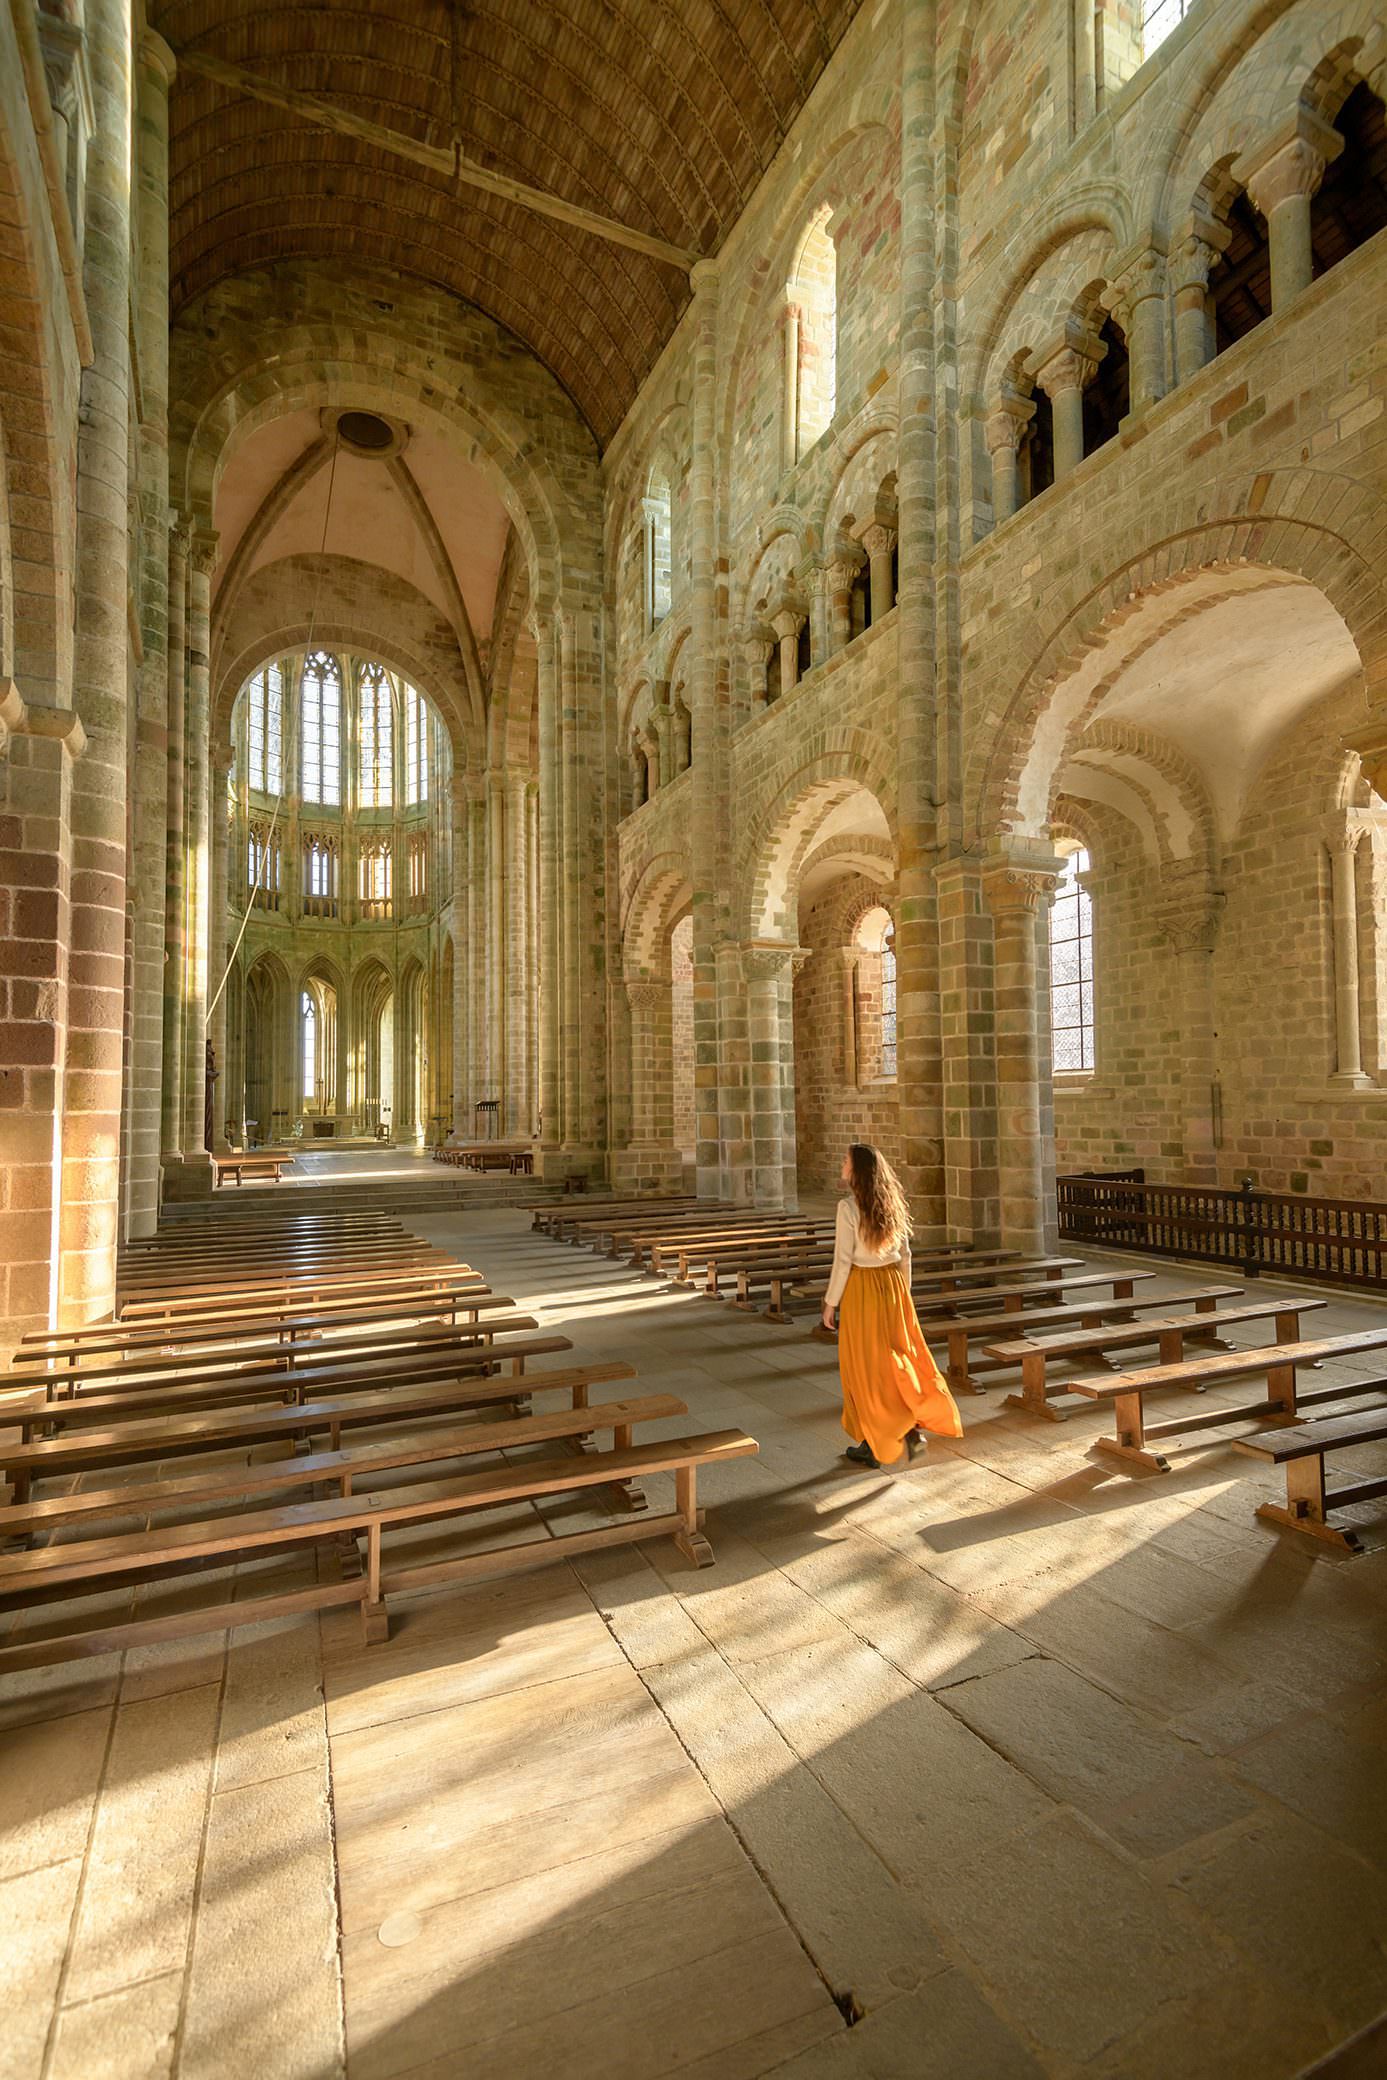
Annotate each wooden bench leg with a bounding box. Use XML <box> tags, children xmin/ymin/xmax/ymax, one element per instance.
<box><xmin>1255</xmin><ymin>1453</ymin><xmax>1365</xmax><ymax>1553</ymax></box>
<box><xmin>1005</xmin><ymin>1348</ymin><xmax>1061</xmax><ymax>1419</ymax></box>
<box><xmin>672</xmin><ymin>1464</ymin><xmax>713</xmax><ymax>1567</ymax></box>
<box><xmin>361</xmin><ymin>1523</ymin><xmax>389</xmax><ymax>1642</ymax></box>
<box><xmin>1093</xmin><ymin>1390</ymin><xmax>1172</xmax><ymax>1474</ymax></box>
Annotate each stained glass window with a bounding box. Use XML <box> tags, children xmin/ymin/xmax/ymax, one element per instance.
<box><xmin>1050</xmin><ymin>848</ymin><xmax>1095</xmax><ymax>1072</ymax></box>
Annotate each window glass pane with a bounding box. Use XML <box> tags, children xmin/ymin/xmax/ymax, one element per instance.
<box><xmin>1049</xmin><ymin>849</ymin><xmax>1094</xmax><ymax>1071</ymax></box>
<box><xmin>360</xmin><ymin>665</ymin><xmax>393</xmax><ymax>807</ymax></box>
<box><xmin>302</xmin><ymin>652</ymin><xmax>340</xmax><ymax>806</ymax></box>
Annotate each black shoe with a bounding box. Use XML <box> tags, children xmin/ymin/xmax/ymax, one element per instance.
<box><xmin>843</xmin><ymin>1441</ymin><xmax>879</xmax><ymax>1467</ymax></box>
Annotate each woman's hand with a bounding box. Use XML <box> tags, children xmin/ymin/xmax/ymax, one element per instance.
<box><xmin>821</xmin><ymin>1304</ymin><xmax>836</xmax><ymax>1331</ymax></box>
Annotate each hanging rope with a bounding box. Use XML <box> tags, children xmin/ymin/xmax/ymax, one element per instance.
<box><xmin>208</xmin><ymin>432</ymin><xmax>343</xmax><ymax>1018</ymax></box>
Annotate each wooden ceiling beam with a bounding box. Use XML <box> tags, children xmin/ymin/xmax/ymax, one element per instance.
<box><xmin>174</xmin><ymin>47</ymin><xmax>699</xmax><ymax>275</ymax></box>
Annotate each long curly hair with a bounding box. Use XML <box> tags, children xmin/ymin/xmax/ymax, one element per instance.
<box><xmin>846</xmin><ymin>1142</ymin><xmax>912</xmax><ymax>1253</ymax></box>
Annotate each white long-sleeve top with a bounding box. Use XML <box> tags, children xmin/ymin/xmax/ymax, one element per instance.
<box><xmin>824</xmin><ymin>1193</ymin><xmax>912</xmax><ymax>1309</ymax></box>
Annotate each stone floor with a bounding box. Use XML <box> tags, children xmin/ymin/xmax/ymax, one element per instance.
<box><xmin>6</xmin><ymin>1209</ymin><xmax>1387</xmax><ymax>2078</ymax></box>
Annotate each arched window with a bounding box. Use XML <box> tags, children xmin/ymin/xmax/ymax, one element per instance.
<box><xmin>304</xmin><ymin>836</ymin><xmax>338</xmax><ymax>917</ymax></box>
<box><xmin>246</xmin><ymin>662</ymin><xmax>283</xmax><ymax>796</ymax></box>
<box><xmin>247</xmin><ymin>824</ymin><xmax>280</xmax><ymax>910</ymax></box>
<box><xmin>1082</xmin><ymin>313</ymin><xmax>1130</xmax><ymax>457</ymax></box>
<box><xmin>301</xmin><ymin>651</ymin><xmax>341</xmax><ymax>806</ymax></box>
<box><xmin>360</xmin><ymin>663</ymin><xmax>394</xmax><ymax>807</ymax></box>
<box><xmin>1018</xmin><ymin>385</ymin><xmax>1055</xmax><ymax>505</ymax></box>
<box><xmin>1209</xmin><ymin>190</ymin><xmax>1271</xmax><ymax>353</ymax></box>
<box><xmin>1140</xmin><ymin>0</ymin><xmax>1194</xmax><ymax>61</ymax></box>
<box><xmin>1050</xmin><ymin>847</ymin><xmax>1095</xmax><ymax>1072</ymax></box>
<box><xmin>407</xmin><ymin>833</ymin><xmax>428</xmax><ymax>908</ymax></box>
<box><xmin>643</xmin><ymin>470</ymin><xmax>672</xmax><ymax>629</ymax></box>
<box><xmin>404</xmin><ymin>683</ymin><xmax>429</xmax><ymax>805</ymax></box>
<box><xmin>788</xmin><ymin>207</ymin><xmax>837</xmax><ymax>462</ymax></box>
<box><xmin>880</xmin><ymin>925</ymin><xmax>897</xmax><ymax>1081</ymax></box>
<box><xmin>360</xmin><ymin>841</ymin><xmax>392</xmax><ymax>918</ymax></box>
<box><xmin>301</xmin><ymin>992</ymin><xmax>317</xmax><ymax>1107</ymax></box>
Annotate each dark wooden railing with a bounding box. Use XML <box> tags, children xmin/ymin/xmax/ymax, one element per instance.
<box><xmin>1057</xmin><ymin>1170</ymin><xmax>1387</xmax><ymax>1293</ymax></box>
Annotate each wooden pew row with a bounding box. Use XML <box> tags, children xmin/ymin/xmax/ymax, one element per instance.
<box><xmin>0</xmin><ymin>1416</ymin><xmax>758</xmax><ymax>1670</ymax></box>
<box><xmin>119</xmin><ymin>1218</ymin><xmax>413</xmax><ymax>1259</ymax></box>
<box><xmin>15</xmin><ymin>1278</ymin><xmax>489</xmax><ymax>1368</ymax></box>
<box><xmin>753</xmin><ymin>1264</ymin><xmax>1146</xmax><ymax>1323</ymax></box>
<box><xmin>702</xmin><ymin>1238</ymin><xmax>996</xmax><ymax>1302</ymax></box>
<box><xmin>117</xmin><ymin>1237</ymin><xmax>454</xmax><ymax>1291</ymax></box>
<box><xmin>984</xmin><ymin>1298</ymin><xmax>1326</xmax><ymax>1419</ymax></box>
<box><xmin>0</xmin><ymin>1374</ymin><xmax>650</xmax><ymax>1537</ymax></box>
<box><xmin>8</xmin><ymin>1319</ymin><xmax>551</xmax><ymax>1435</ymax></box>
<box><xmin>1066</xmin><ymin>1326</ymin><xmax>1387</xmax><ymax>1473</ymax></box>
<box><xmin>613</xmin><ymin>1217</ymin><xmax>828</xmax><ymax>1273</ymax></box>
<box><xmin>122</xmin><ymin>1212</ymin><xmax>406</xmax><ymax>1251</ymax></box>
<box><xmin>10</xmin><ymin>1300</ymin><xmax>522</xmax><ymax>1400</ymax></box>
<box><xmin>767</xmin><ymin>1255</ymin><xmax>1088</xmax><ymax>1323</ymax></box>
<box><xmin>557</xmin><ymin>1205</ymin><xmax>747</xmax><ymax>1254</ymax></box>
<box><xmin>117</xmin><ymin>1262</ymin><xmax>480</xmax><ymax>1323</ymax></box>
<box><xmin>1237</xmin><ymin>1402</ymin><xmax>1387</xmax><ymax>1551</ymax></box>
<box><xmin>528</xmin><ymin>1196</ymin><xmax>707</xmax><ymax>1241</ymax></box>
<box><xmin>0</xmin><ymin>1335</ymin><xmax>579</xmax><ymax>1503</ymax></box>
<box><xmin>919</xmin><ymin>1283</ymin><xmax>1241</xmax><ymax>1396</ymax></box>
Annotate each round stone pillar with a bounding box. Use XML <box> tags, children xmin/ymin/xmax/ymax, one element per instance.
<box><xmin>1033</xmin><ymin>340</ymin><xmax>1101</xmax><ymax>481</ymax></box>
<box><xmin>984</xmin><ymin>859</ymin><xmax>1061</xmax><ymax>1252</ymax></box>
<box><xmin>1241</xmin><ymin>116</ymin><xmax>1340</xmax><ymax>310</ymax></box>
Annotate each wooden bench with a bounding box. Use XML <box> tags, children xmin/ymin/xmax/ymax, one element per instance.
<box><xmin>9</xmin><ymin>1320</ymin><xmax>551</xmax><ymax>1435</ymax></box>
<box><xmin>540</xmin><ymin>1197</ymin><xmax>712</xmax><ymax>1244</ymax></box>
<box><xmin>1069</xmin><ymin>1326</ymin><xmax>1387</xmax><ymax>1473</ymax></box>
<box><xmin>983</xmin><ymin>1292</ymin><xmax>1310</xmax><ymax>1418</ymax></box>
<box><xmin>0</xmin><ymin>1388</ymin><xmax>679</xmax><ymax>1542</ymax></box>
<box><xmin>117</xmin><ymin>1262</ymin><xmax>478</xmax><ymax>1321</ymax></box>
<box><xmin>0</xmin><ymin>1426</ymin><xmax>759</xmax><ymax>1671</ymax></box>
<box><xmin>716</xmin><ymin>1241</ymin><xmax>1005</xmax><ymax>1306</ymax></box>
<box><xmin>214</xmin><ymin>1152</ymin><xmax>292</xmax><ymax>1186</ymax></box>
<box><xmin>528</xmin><ymin>1194</ymin><xmax>700</xmax><ymax>1238</ymax></box>
<box><xmin>915</xmin><ymin>1282</ymin><xmax>1237</xmax><ymax>1396</ymax></box>
<box><xmin>591</xmin><ymin>1212</ymin><xmax>791</xmax><ymax>1267</ymax></box>
<box><xmin>0</xmin><ymin>1350</ymin><xmax>606</xmax><ymax>1505</ymax></box>
<box><xmin>1236</xmin><ymin>1402</ymin><xmax>1387</xmax><ymax>1551</ymax></box>
<box><xmin>768</xmin><ymin>1255</ymin><xmax>1087</xmax><ymax>1323</ymax></box>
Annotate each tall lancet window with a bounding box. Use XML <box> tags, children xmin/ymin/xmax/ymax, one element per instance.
<box><xmin>246</xmin><ymin>662</ymin><xmax>283</xmax><ymax>795</ymax></box>
<box><xmin>301</xmin><ymin>992</ymin><xmax>318</xmax><ymax>1106</ymax></box>
<box><xmin>360</xmin><ymin>663</ymin><xmax>394</xmax><ymax>807</ymax></box>
<box><xmin>1050</xmin><ymin>847</ymin><xmax>1095</xmax><ymax>1072</ymax></box>
<box><xmin>301</xmin><ymin>651</ymin><xmax>341</xmax><ymax>806</ymax></box>
<box><xmin>405</xmin><ymin>684</ymin><xmax>429</xmax><ymax>805</ymax></box>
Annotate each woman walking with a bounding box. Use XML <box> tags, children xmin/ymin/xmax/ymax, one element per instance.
<box><xmin>822</xmin><ymin>1143</ymin><xmax>963</xmax><ymax>1468</ymax></box>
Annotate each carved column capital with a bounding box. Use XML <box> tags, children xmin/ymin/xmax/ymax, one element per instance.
<box><xmin>858</xmin><ymin>522</ymin><xmax>897</xmax><ymax>561</ymax></box>
<box><xmin>1171</xmin><ymin>214</ymin><xmax>1232</xmax><ymax>298</ymax></box>
<box><xmin>624</xmin><ymin>978</ymin><xmax>668</xmax><ymax>1012</ymax></box>
<box><xmin>742</xmin><ymin>941</ymin><xmax>799</xmax><ymax>984</ymax></box>
<box><xmin>985</xmin><ymin>388</ymin><xmax>1036</xmax><ymax>456</ymax></box>
<box><xmin>1103</xmin><ymin>242</ymin><xmax>1167</xmax><ymax>334</ymax></box>
<box><xmin>983</xmin><ymin>846</ymin><xmax>1063</xmax><ymax>920</ymax></box>
<box><xmin>1238</xmin><ymin>111</ymin><xmax>1343</xmax><ymax>217</ymax></box>
<box><xmin>1032</xmin><ymin>333</ymin><xmax>1104</xmax><ymax>400</ymax></box>
<box><xmin>190</xmin><ymin>528</ymin><xmax>219</xmax><ymax>580</ymax></box>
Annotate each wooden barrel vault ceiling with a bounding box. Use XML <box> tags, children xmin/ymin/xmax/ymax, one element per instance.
<box><xmin>154</xmin><ymin>0</ymin><xmax>868</xmax><ymax>445</ymax></box>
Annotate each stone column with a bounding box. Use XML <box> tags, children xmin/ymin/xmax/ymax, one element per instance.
<box><xmin>1326</xmin><ymin>824</ymin><xmax>1371</xmax><ymax>1086</ymax></box>
<box><xmin>1105</xmin><ymin>243</ymin><xmax>1168</xmax><ymax>412</ymax></box>
<box><xmin>527</xmin><ymin>778</ymin><xmax>540</xmax><ymax>1135</ymax></box>
<box><xmin>207</xmin><ymin>753</ymin><xmax>231</xmax><ymax>1149</ymax></box>
<box><xmin>743</xmin><ymin>944</ymin><xmax>796</xmax><ymax>1209</ymax></box>
<box><xmin>486</xmin><ymin>766</ymin><xmax>504</xmax><ymax>1116</ymax></box>
<box><xmin>837</xmin><ymin>947</ymin><xmax>860</xmax><ymax>1085</ymax></box>
<box><xmin>532</xmin><ymin>610</ymin><xmax>562</xmax><ymax>1159</ymax></box>
<box><xmin>935</xmin><ymin>855</ymin><xmax>1000</xmax><ymax>1243</ymax></box>
<box><xmin>1239</xmin><ymin>113</ymin><xmax>1341</xmax><ymax>310</ymax></box>
<box><xmin>807</xmin><ymin>564</ymin><xmax>830</xmax><ymax>670</ymax></box>
<box><xmin>58</xmin><ymin>0</ymin><xmax>134</xmax><ymax>1320</ymax></box>
<box><xmin>781</xmin><ymin>948</ymin><xmax>812</xmax><ymax>1210</ymax></box>
<box><xmin>781</xmin><ymin>298</ymin><xmax>800</xmax><ymax>469</ymax></box>
<box><xmin>651</xmin><ymin>696</ymin><xmax>674</xmax><ymax>789</ymax></box>
<box><xmin>984</xmin><ymin>855</ymin><xmax>1061</xmax><ymax>1251</ymax></box>
<box><xmin>686</xmin><ymin>258</ymin><xmax>726</xmax><ymax>1199</ymax></box>
<box><xmin>626</xmin><ymin>978</ymin><xmax>673</xmax><ymax>1147</ymax></box>
<box><xmin>1033</xmin><ymin>336</ymin><xmax>1102</xmax><ymax>480</ymax></box>
<box><xmin>160</xmin><ymin>521</ymin><xmax>188</xmax><ymax>1166</ymax></box>
<box><xmin>176</xmin><ymin>525</ymin><xmax>217</xmax><ymax>1179</ymax></box>
<box><xmin>827</xmin><ymin>555</ymin><xmax>861</xmax><ymax>652</ymax></box>
<box><xmin>896</xmin><ymin>0</ymin><xmax>946</xmax><ymax>1233</ymax></box>
<box><xmin>558</xmin><ymin>610</ymin><xmax>582</xmax><ymax>1149</ymax></box>
<box><xmin>1154</xmin><ymin>877</ymin><xmax>1225</xmax><ymax>1184</ymax></box>
<box><xmin>860</xmin><ymin>523</ymin><xmax>896</xmax><ymax>626</ymax></box>
<box><xmin>126</xmin><ymin>26</ymin><xmax>175</xmax><ymax>1237</ymax></box>
<box><xmin>985</xmin><ymin>391</ymin><xmax>1035</xmax><ymax>525</ymax></box>
<box><xmin>770</xmin><ymin>605</ymin><xmax>801</xmax><ymax>698</ymax></box>
<box><xmin>449</xmin><ymin>771</ymin><xmax>468</xmax><ymax>1133</ymax></box>
<box><xmin>741</xmin><ymin>625</ymin><xmax>774</xmax><ymax>712</ymax></box>
<box><xmin>465</xmin><ymin>775</ymin><xmax>487</xmax><ymax>1119</ymax></box>
<box><xmin>505</xmin><ymin>767</ymin><xmax>529</xmax><ymax>1135</ymax></box>
<box><xmin>1171</xmin><ymin>219</ymin><xmax>1231</xmax><ymax>384</ymax></box>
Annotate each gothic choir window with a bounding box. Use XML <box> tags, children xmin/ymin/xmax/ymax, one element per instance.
<box><xmin>405</xmin><ymin>684</ymin><xmax>429</xmax><ymax>805</ymax></box>
<box><xmin>360</xmin><ymin>841</ymin><xmax>392</xmax><ymax>918</ymax></box>
<box><xmin>879</xmin><ymin>925</ymin><xmax>897</xmax><ymax>1081</ymax></box>
<box><xmin>246</xmin><ymin>662</ymin><xmax>283</xmax><ymax>795</ymax></box>
<box><xmin>407</xmin><ymin>833</ymin><xmax>428</xmax><ymax>908</ymax></box>
<box><xmin>1050</xmin><ymin>847</ymin><xmax>1095</xmax><ymax>1072</ymax></box>
<box><xmin>301</xmin><ymin>651</ymin><xmax>341</xmax><ymax>807</ymax></box>
<box><xmin>247</xmin><ymin>825</ymin><xmax>280</xmax><ymax>910</ymax></box>
<box><xmin>301</xmin><ymin>993</ymin><xmax>318</xmax><ymax>1107</ymax></box>
<box><xmin>360</xmin><ymin>663</ymin><xmax>394</xmax><ymax>807</ymax></box>
<box><xmin>304</xmin><ymin>836</ymin><xmax>338</xmax><ymax>917</ymax></box>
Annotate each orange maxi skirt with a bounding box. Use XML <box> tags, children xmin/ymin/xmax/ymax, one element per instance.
<box><xmin>839</xmin><ymin>1263</ymin><xmax>963</xmax><ymax>1466</ymax></box>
